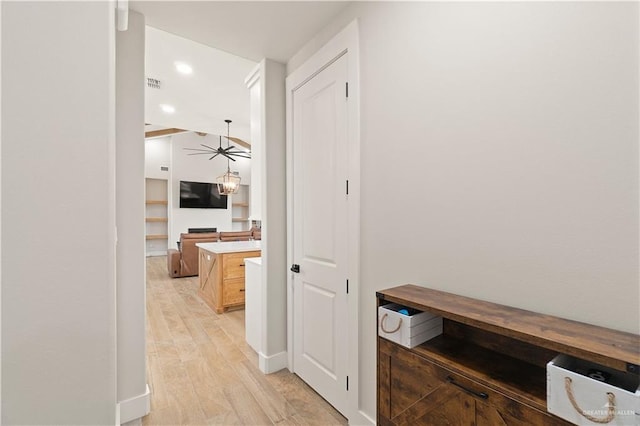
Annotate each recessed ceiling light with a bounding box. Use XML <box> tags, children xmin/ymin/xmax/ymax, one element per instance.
<box><xmin>174</xmin><ymin>61</ymin><xmax>193</xmax><ymax>75</ymax></box>
<box><xmin>160</xmin><ymin>104</ymin><xmax>175</xmax><ymax>114</ymax></box>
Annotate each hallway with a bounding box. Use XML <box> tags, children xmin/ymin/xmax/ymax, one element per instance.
<box><xmin>143</xmin><ymin>256</ymin><xmax>348</xmax><ymax>425</ymax></box>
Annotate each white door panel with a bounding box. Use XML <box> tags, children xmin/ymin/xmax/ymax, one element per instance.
<box><xmin>292</xmin><ymin>53</ymin><xmax>349</xmax><ymax>415</ymax></box>
<box><xmin>300</xmin><ymin>80</ymin><xmax>339</xmax><ymax>264</ymax></box>
<box><xmin>302</xmin><ymin>281</ymin><xmax>336</xmax><ymax>376</ymax></box>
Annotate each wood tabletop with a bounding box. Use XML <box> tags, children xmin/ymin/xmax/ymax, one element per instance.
<box><xmin>377</xmin><ymin>284</ymin><xmax>640</xmax><ymax>373</ymax></box>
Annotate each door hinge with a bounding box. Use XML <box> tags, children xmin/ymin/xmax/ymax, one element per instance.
<box><xmin>346</xmin><ymin>279</ymin><xmax>349</xmax><ymax>294</ymax></box>
<box><xmin>345</xmin><ymin>82</ymin><xmax>349</xmax><ymax>98</ymax></box>
<box><xmin>346</xmin><ymin>376</ymin><xmax>349</xmax><ymax>391</ymax></box>
<box><xmin>346</xmin><ymin>180</ymin><xmax>349</xmax><ymax>195</ymax></box>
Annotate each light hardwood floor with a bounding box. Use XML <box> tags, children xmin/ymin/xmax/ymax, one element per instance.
<box><xmin>144</xmin><ymin>256</ymin><xmax>348</xmax><ymax>425</ymax></box>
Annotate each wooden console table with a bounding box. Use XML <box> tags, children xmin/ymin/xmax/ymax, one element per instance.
<box><xmin>376</xmin><ymin>284</ymin><xmax>639</xmax><ymax>425</ymax></box>
<box><xmin>197</xmin><ymin>241</ymin><xmax>261</xmax><ymax>314</ymax></box>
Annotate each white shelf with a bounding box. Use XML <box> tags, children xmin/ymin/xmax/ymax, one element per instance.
<box><xmin>145</xmin><ymin>178</ymin><xmax>168</xmax><ymax>256</ymax></box>
<box><xmin>231</xmin><ymin>184</ymin><xmax>250</xmax><ymax>231</ymax></box>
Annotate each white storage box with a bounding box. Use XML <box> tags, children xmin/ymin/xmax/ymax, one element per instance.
<box><xmin>547</xmin><ymin>354</ymin><xmax>640</xmax><ymax>425</ymax></box>
<box><xmin>378</xmin><ymin>303</ymin><xmax>442</xmax><ymax>348</ymax></box>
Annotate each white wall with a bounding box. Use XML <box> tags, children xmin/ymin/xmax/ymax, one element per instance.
<box><xmin>167</xmin><ymin>131</ymin><xmax>250</xmax><ymax>246</ymax></box>
<box><xmin>0</xmin><ymin>2</ymin><xmax>3</xmax><ymax>419</ymax></box>
<box><xmin>116</xmin><ymin>10</ymin><xmax>149</xmax><ymax>423</ymax></box>
<box><xmin>246</xmin><ymin>64</ymin><xmax>263</xmax><ymax>221</ymax></box>
<box><xmin>255</xmin><ymin>59</ymin><xmax>288</xmax><ymax>371</ymax></box>
<box><xmin>1</xmin><ymin>2</ymin><xmax>117</xmax><ymax>423</ymax></box>
<box><xmin>288</xmin><ymin>2</ymin><xmax>639</xmax><ymax>421</ymax></box>
<box><xmin>145</xmin><ymin>136</ymin><xmax>171</xmax><ymax>180</ymax></box>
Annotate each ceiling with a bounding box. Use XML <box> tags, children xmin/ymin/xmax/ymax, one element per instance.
<box><xmin>135</xmin><ymin>1</ymin><xmax>351</xmax><ymax>142</ymax></box>
<box><xmin>144</xmin><ymin>25</ymin><xmax>257</xmax><ymax>139</ymax></box>
<box><xmin>130</xmin><ymin>1</ymin><xmax>351</xmax><ymax>63</ymax></box>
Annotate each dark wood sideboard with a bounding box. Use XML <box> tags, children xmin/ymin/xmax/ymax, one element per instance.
<box><xmin>376</xmin><ymin>284</ymin><xmax>640</xmax><ymax>425</ymax></box>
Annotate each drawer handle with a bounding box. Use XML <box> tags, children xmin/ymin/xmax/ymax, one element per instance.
<box><xmin>379</xmin><ymin>313</ymin><xmax>402</xmax><ymax>334</ymax></box>
<box><xmin>239</xmin><ymin>289</ymin><xmax>245</xmax><ymax>292</ymax></box>
<box><xmin>239</xmin><ymin>264</ymin><xmax>245</xmax><ymax>267</ymax></box>
<box><xmin>564</xmin><ymin>377</ymin><xmax>615</xmax><ymax>424</ymax></box>
<box><xmin>446</xmin><ymin>376</ymin><xmax>488</xmax><ymax>400</ymax></box>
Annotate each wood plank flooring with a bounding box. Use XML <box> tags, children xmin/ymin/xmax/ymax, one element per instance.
<box><xmin>143</xmin><ymin>256</ymin><xmax>348</xmax><ymax>425</ymax></box>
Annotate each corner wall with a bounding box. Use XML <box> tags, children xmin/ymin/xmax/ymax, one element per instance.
<box><xmin>260</xmin><ymin>59</ymin><xmax>287</xmax><ymax>369</ymax></box>
<box><xmin>116</xmin><ymin>10</ymin><xmax>149</xmax><ymax>423</ymax></box>
<box><xmin>1</xmin><ymin>2</ymin><xmax>117</xmax><ymax>423</ymax></box>
<box><xmin>288</xmin><ymin>2</ymin><xmax>639</xmax><ymax>421</ymax></box>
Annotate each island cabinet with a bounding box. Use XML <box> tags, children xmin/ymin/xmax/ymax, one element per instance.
<box><xmin>197</xmin><ymin>242</ymin><xmax>261</xmax><ymax>314</ymax></box>
<box><xmin>377</xmin><ymin>285</ymin><xmax>640</xmax><ymax>426</ymax></box>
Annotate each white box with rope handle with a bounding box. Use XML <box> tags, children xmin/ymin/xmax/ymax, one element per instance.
<box><xmin>547</xmin><ymin>354</ymin><xmax>640</xmax><ymax>425</ymax></box>
<box><xmin>377</xmin><ymin>303</ymin><xmax>442</xmax><ymax>348</ymax></box>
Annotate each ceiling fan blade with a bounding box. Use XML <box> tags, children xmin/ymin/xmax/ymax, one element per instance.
<box><xmin>209</xmin><ymin>153</ymin><xmax>221</xmax><ymax>160</ymax></box>
<box><xmin>187</xmin><ymin>152</ymin><xmax>214</xmax><ymax>156</ymax></box>
<box><xmin>227</xmin><ymin>152</ymin><xmax>251</xmax><ymax>159</ymax></box>
<box><xmin>184</xmin><ymin>148</ymin><xmax>214</xmax><ymax>152</ymax></box>
<box><xmin>220</xmin><ymin>152</ymin><xmax>237</xmax><ymax>161</ymax></box>
<box><xmin>200</xmin><ymin>144</ymin><xmax>218</xmax><ymax>151</ymax></box>
<box><xmin>226</xmin><ymin>148</ymin><xmax>251</xmax><ymax>155</ymax></box>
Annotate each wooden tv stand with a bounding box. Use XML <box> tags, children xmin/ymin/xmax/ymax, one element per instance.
<box><xmin>376</xmin><ymin>284</ymin><xmax>639</xmax><ymax>425</ymax></box>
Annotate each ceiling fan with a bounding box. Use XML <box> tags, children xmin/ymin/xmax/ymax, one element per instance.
<box><xmin>183</xmin><ymin>119</ymin><xmax>251</xmax><ymax>161</ymax></box>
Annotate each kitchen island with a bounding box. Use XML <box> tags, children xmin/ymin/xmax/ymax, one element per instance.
<box><xmin>197</xmin><ymin>241</ymin><xmax>262</xmax><ymax>314</ymax></box>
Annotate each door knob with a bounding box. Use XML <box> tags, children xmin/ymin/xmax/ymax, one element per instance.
<box><xmin>290</xmin><ymin>264</ymin><xmax>300</xmax><ymax>273</ymax></box>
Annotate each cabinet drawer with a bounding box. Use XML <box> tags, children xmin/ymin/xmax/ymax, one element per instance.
<box><xmin>378</xmin><ymin>338</ymin><xmax>568</xmax><ymax>426</ymax></box>
<box><xmin>223</xmin><ymin>251</ymin><xmax>260</xmax><ymax>279</ymax></box>
<box><xmin>223</xmin><ymin>277</ymin><xmax>246</xmax><ymax>305</ymax></box>
<box><xmin>476</xmin><ymin>398</ymin><xmax>566</xmax><ymax>426</ymax></box>
<box><xmin>379</xmin><ymin>340</ymin><xmax>476</xmax><ymax>424</ymax></box>
<box><xmin>419</xmin><ymin>354</ymin><xmax>567</xmax><ymax>425</ymax></box>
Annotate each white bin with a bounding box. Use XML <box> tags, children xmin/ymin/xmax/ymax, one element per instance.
<box><xmin>547</xmin><ymin>354</ymin><xmax>640</xmax><ymax>425</ymax></box>
<box><xmin>378</xmin><ymin>303</ymin><xmax>442</xmax><ymax>348</ymax></box>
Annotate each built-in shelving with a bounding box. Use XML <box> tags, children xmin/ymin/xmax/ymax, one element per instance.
<box><xmin>145</xmin><ymin>217</ymin><xmax>168</xmax><ymax>222</ymax></box>
<box><xmin>145</xmin><ymin>178</ymin><xmax>168</xmax><ymax>256</ymax></box>
<box><xmin>146</xmin><ymin>234</ymin><xmax>168</xmax><ymax>240</ymax></box>
<box><xmin>231</xmin><ymin>184</ymin><xmax>250</xmax><ymax>231</ymax></box>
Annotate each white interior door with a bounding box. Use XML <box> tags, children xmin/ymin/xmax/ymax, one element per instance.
<box><xmin>291</xmin><ymin>53</ymin><xmax>349</xmax><ymax>415</ymax></box>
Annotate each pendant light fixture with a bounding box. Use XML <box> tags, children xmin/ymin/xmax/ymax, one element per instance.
<box><xmin>216</xmin><ymin>119</ymin><xmax>241</xmax><ymax>195</ymax></box>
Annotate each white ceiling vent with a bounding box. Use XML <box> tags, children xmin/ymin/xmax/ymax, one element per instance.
<box><xmin>146</xmin><ymin>77</ymin><xmax>162</xmax><ymax>89</ymax></box>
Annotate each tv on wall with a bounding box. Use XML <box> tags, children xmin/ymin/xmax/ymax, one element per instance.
<box><xmin>179</xmin><ymin>180</ymin><xmax>228</xmax><ymax>209</ymax></box>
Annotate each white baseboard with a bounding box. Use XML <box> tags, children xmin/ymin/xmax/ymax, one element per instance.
<box><xmin>145</xmin><ymin>251</ymin><xmax>166</xmax><ymax>257</ymax></box>
<box><xmin>258</xmin><ymin>350</ymin><xmax>288</xmax><ymax>374</ymax></box>
<box><xmin>118</xmin><ymin>384</ymin><xmax>150</xmax><ymax>424</ymax></box>
<box><xmin>120</xmin><ymin>418</ymin><xmax>142</xmax><ymax>426</ymax></box>
<box><xmin>356</xmin><ymin>409</ymin><xmax>376</xmax><ymax>425</ymax></box>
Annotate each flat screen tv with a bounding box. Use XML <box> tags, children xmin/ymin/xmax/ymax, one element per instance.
<box><xmin>179</xmin><ymin>180</ymin><xmax>228</xmax><ymax>209</ymax></box>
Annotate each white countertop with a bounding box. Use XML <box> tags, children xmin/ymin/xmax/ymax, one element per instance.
<box><xmin>196</xmin><ymin>240</ymin><xmax>262</xmax><ymax>254</ymax></box>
